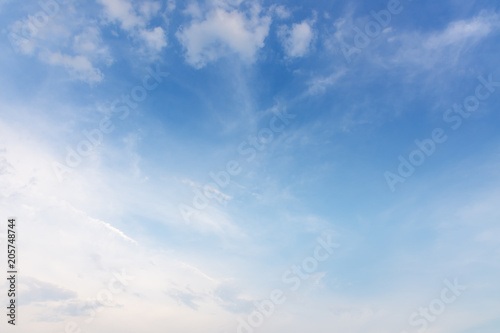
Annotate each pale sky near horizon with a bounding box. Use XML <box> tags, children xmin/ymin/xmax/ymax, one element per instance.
<box><xmin>0</xmin><ymin>0</ymin><xmax>500</xmax><ymax>332</ymax></box>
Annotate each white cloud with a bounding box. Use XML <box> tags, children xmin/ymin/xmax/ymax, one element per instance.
<box><xmin>425</xmin><ymin>12</ymin><xmax>497</xmax><ymax>48</ymax></box>
<box><xmin>307</xmin><ymin>68</ymin><xmax>347</xmax><ymax>95</ymax></box>
<box><xmin>7</xmin><ymin>20</ymin><xmax>38</xmax><ymax>55</ymax></box>
<box><xmin>391</xmin><ymin>11</ymin><xmax>500</xmax><ymax>69</ymax></box>
<box><xmin>18</xmin><ymin>277</ymin><xmax>77</xmax><ymax>305</ymax></box>
<box><xmin>97</xmin><ymin>0</ymin><xmax>145</xmax><ymax>30</ymax></box>
<box><xmin>271</xmin><ymin>4</ymin><xmax>291</xmax><ymax>20</ymax></box>
<box><xmin>139</xmin><ymin>1</ymin><xmax>162</xmax><ymax>20</ymax></box>
<box><xmin>41</xmin><ymin>51</ymin><xmax>104</xmax><ymax>84</ymax></box>
<box><xmin>279</xmin><ymin>20</ymin><xmax>315</xmax><ymax>58</ymax></box>
<box><xmin>176</xmin><ymin>5</ymin><xmax>271</xmax><ymax>68</ymax></box>
<box><xmin>329</xmin><ymin>9</ymin><xmax>355</xmax><ymax>44</ymax></box>
<box><xmin>97</xmin><ymin>0</ymin><xmax>168</xmax><ymax>55</ymax></box>
<box><xmin>73</xmin><ymin>26</ymin><xmax>113</xmax><ymax>66</ymax></box>
<box><xmin>182</xmin><ymin>178</ymin><xmax>232</xmax><ymax>205</ymax></box>
<box><xmin>0</xmin><ymin>117</ymin><xmax>243</xmax><ymax>331</ymax></box>
<box><xmin>183</xmin><ymin>2</ymin><xmax>203</xmax><ymax>19</ymax></box>
<box><xmin>139</xmin><ymin>26</ymin><xmax>168</xmax><ymax>53</ymax></box>
<box><xmin>6</xmin><ymin>5</ymin><xmax>114</xmax><ymax>84</ymax></box>
<box><xmin>327</xmin><ymin>11</ymin><xmax>500</xmax><ymax>70</ymax></box>
<box><xmin>166</xmin><ymin>0</ymin><xmax>176</xmax><ymax>12</ymax></box>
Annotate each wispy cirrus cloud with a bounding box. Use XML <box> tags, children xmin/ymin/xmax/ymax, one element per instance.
<box><xmin>389</xmin><ymin>11</ymin><xmax>500</xmax><ymax>69</ymax></box>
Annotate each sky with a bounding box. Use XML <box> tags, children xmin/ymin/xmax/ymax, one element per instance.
<box><xmin>0</xmin><ymin>0</ymin><xmax>500</xmax><ymax>332</ymax></box>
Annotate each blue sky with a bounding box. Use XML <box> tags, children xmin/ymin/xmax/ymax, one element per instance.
<box><xmin>1</xmin><ymin>0</ymin><xmax>500</xmax><ymax>332</ymax></box>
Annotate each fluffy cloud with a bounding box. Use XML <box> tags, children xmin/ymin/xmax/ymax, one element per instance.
<box><xmin>41</xmin><ymin>51</ymin><xmax>104</xmax><ymax>84</ymax></box>
<box><xmin>279</xmin><ymin>20</ymin><xmax>315</xmax><ymax>58</ymax></box>
<box><xmin>97</xmin><ymin>0</ymin><xmax>146</xmax><ymax>30</ymax></box>
<box><xmin>176</xmin><ymin>4</ymin><xmax>271</xmax><ymax>68</ymax></box>
<box><xmin>271</xmin><ymin>4</ymin><xmax>291</xmax><ymax>20</ymax></box>
<box><xmin>97</xmin><ymin>0</ymin><xmax>168</xmax><ymax>56</ymax></box>
<box><xmin>6</xmin><ymin>4</ymin><xmax>113</xmax><ymax>84</ymax></box>
<box><xmin>73</xmin><ymin>26</ymin><xmax>113</xmax><ymax>66</ymax></box>
<box><xmin>139</xmin><ymin>26</ymin><xmax>168</xmax><ymax>53</ymax></box>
